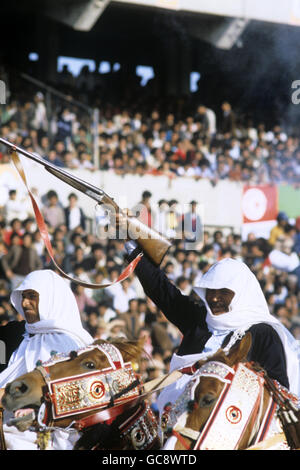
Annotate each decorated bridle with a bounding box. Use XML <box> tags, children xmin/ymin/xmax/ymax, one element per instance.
<box><xmin>161</xmin><ymin>360</ymin><xmax>298</xmax><ymax>450</ymax></box>
<box><xmin>33</xmin><ymin>343</ymin><xmax>160</xmax><ymax>450</ymax></box>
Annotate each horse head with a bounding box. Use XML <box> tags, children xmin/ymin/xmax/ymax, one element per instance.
<box><xmin>2</xmin><ymin>338</ymin><xmax>161</xmax><ymax>450</ymax></box>
<box><xmin>162</xmin><ymin>332</ymin><xmax>288</xmax><ymax>450</ymax></box>
<box><xmin>2</xmin><ymin>339</ymin><xmax>144</xmax><ymax>413</ymax></box>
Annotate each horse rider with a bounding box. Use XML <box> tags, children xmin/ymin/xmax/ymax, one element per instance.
<box><xmin>123</xmin><ymin>240</ymin><xmax>300</xmax><ymax>418</ymax></box>
<box><xmin>0</xmin><ymin>269</ymin><xmax>93</xmax><ymax>450</ymax></box>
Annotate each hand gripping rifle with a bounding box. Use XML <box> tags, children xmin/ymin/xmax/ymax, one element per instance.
<box><xmin>0</xmin><ymin>138</ymin><xmax>171</xmax><ymax>267</ymax></box>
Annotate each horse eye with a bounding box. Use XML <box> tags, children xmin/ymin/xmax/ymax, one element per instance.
<box><xmin>83</xmin><ymin>361</ymin><xmax>96</xmax><ymax>370</ymax></box>
<box><xmin>199</xmin><ymin>393</ymin><xmax>216</xmax><ymax>408</ymax></box>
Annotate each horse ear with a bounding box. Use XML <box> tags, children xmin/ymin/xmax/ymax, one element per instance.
<box><xmin>225</xmin><ymin>332</ymin><xmax>252</xmax><ymax>366</ymax></box>
<box><xmin>113</xmin><ymin>338</ymin><xmax>146</xmax><ymax>363</ymax></box>
<box><xmin>92</xmin><ymin>338</ymin><xmax>146</xmax><ymax>364</ymax></box>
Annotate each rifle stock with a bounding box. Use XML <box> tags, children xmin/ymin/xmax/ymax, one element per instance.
<box><xmin>0</xmin><ymin>138</ymin><xmax>171</xmax><ymax>266</ymax></box>
<box><xmin>126</xmin><ymin>216</ymin><xmax>171</xmax><ymax>265</ymax></box>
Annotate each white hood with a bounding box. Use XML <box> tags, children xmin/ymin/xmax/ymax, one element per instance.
<box><xmin>0</xmin><ymin>270</ymin><xmax>93</xmax><ymax>388</ymax></box>
<box><xmin>193</xmin><ymin>258</ymin><xmax>300</xmax><ymax>397</ymax></box>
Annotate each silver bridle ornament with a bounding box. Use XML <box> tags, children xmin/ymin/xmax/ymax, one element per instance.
<box><xmin>35</xmin><ymin>343</ymin><xmax>140</xmax><ymax>421</ymax></box>
<box><xmin>162</xmin><ymin>361</ymin><xmax>269</xmax><ymax>450</ymax></box>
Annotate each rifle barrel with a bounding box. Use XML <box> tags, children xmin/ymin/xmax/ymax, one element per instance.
<box><xmin>0</xmin><ymin>137</ymin><xmax>105</xmax><ymax>202</ymax></box>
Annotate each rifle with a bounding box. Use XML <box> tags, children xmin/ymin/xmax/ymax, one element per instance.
<box><xmin>0</xmin><ymin>138</ymin><xmax>171</xmax><ymax>266</ymax></box>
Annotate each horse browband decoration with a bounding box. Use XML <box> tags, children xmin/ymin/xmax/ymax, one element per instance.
<box><xmin>36</xmin><ymin>344</ymin><xmax>142</xmax><ymax>423</ymax></box>
<box><xmin>34</xmin><ymin>343</ymin><xmax>161</xmax><ymax>450</ymax></box>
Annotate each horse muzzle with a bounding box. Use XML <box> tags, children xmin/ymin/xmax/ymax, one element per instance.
<box><xmin>2</xmin><ymin>378</ymin><xmax>38</xmax><ymax>411</ymax></box>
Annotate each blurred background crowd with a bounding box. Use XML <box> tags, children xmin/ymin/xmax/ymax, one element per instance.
<box><xmin>1</xmin><ymin>71</ymin><xmax>300</xmax><ymax>187</ymax></box>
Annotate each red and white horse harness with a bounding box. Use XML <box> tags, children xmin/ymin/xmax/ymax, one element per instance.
<box><xmin>161</xmin><ymin>361</ymin><xmax>296</xmax><ymax>450</ymax></box>
<box><xmin>35</xmin><ymin>343</ymin><xmax>159</xmax><ymax>450</ymax></box>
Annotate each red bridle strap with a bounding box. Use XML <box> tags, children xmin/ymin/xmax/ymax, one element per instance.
<box><xmin>11</xmin><ymin>150</ymin><xmax>143</xmax><ymax>289</ymax></box>
<box><xmin>73</xmin><ymin>397</ymin><xmax>141</xmax><ymax>431</ymax></box>
<box><xmin>172</xmin><ymin>430</ymin><xmax>191</xmax><ymax>450</ymax></box>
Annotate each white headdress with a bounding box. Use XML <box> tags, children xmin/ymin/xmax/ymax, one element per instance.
<box><xmin>193</xmin><ymin>258</ymin><xmax>300</xmax><ymax>397</ymax></box>
<box><xmin>0</xmin><ymin>270</ymin><xmax>93</xmax><ymax>388</ymax></box>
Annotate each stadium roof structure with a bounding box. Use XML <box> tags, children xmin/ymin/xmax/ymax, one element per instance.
<box><xmin>2</xmin><ymin>0</ymin><xmax>300</xmax><ymax>118</ymax></box>
<box><xmin>5</xmin><ymin>0</ymin><xmax>300</xmax><ymax>47</ymax></box>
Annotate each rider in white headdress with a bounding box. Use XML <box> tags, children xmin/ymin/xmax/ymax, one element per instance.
<box><xmin>0</xmin><ymin>269</ymin><xmax>93</xmax><ymax>449</ymax></box>
<box><xmin>192</xmin><ymin>258</ymin><xmax>300</xmax><ymax>395</ymax></box>
<box><xmin>125</xmin><ymin>250</ymin><xmax>300</xmax><ymax>417</ymax></box>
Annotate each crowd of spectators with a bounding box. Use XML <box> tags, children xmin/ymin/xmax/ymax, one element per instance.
<box><xmin>1</xmin><ymin>70</ymin><xmax>300</xmax><ymax>187</ymax></box>
<box><xmin>0</xmin><ymin>71</ymin><xmax>299</xmax><ymax>389</ymax></box>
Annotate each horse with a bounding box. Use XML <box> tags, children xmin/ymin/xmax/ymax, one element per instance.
<box><xmin>160</xmin><ymin>332</ymin><xmax>300</xmax><ymax>451</ymax></box>
<box><xmin>1</xmin><ymin>338</ymin><xmax>161</xmax><ymax>450</ymax></box>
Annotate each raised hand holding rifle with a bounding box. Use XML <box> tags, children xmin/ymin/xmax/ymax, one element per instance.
<box><xmin>0</xmin><ymin>138</ymin><xmax>171</xmax><ymax>289</ymax></box>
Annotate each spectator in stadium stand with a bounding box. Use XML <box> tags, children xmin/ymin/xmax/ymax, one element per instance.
<box><xmin>182</xmin><ymin>200</ymin><xmax>203</xmax><ymax>247</ymax></box>
<box><xmin>150</xmin><ymin>320</ymin><xmax>175</xmax><ymax>357</ymax></box>
<box><xmin>36</xmin><ymin>135</ymin><xmax>50</xmax><ymax>156</ymax></box>
<box><xmin>73</xmin><ymin>126</ymin><xmax>92</xmax><ymax>150</ymax></box>
<box><xmin>78</xmin><ymin>151</ymin><xmax>96</xmax><ymax>171</ymax></box>
<box><xmin>4</xmin><ymin>189</ymin><xmax>28</xmax><ymax>224</ymax></box>
<box><xmin>42</xmin><ymin>190</ymin><xmax>66</xmax><ymax>230</ymax></box>
<box><xmin>62</xmin><ymin>246</ymin><xmax>84</xmax><ymax>274</ymax></box>
<box><xmin>30</xmin><ymin>92</ymin><xmax>48</xmax><ymax>133</ymax></box>
<box><xmin>56</xmin><ymin>108</ymin><xmax>74</xmax><ymax>146</ymax></box>
<box><xmin>132</xmin><ymin>190</ymin><xmax>156</xmax><ymax>228</ymax></box>
<box><xmin>194</xmin><ymin>105</ymin><xmax>217</xmax><ymax>137</ymax></box>
<box><xmin>155</xmin><ymin>199</ymin><xmax>169</xmax><ymax>237</ymax></box>
<box><xmin>84</xmin><ymin>311</ymin><xmax>103</xmax><ymax>337</ymax></box>
<box><xmin>1</xmin><ymin>232</ymin><xmax>43</xmax><ymax>289</ymax></box>
<box><xmin>21</xmin><ymin>218</ymin><xmax>35</xmax><ymax>236</ymax></box>
<box><xmin>165</xmin><ymin>199</ymin><xmax>181</xmax><ymax>239</ymax></box>
<box><xmin>44</xmin><ymin>149</ymin><xmax>65</xmax><ymax>167</ymax></box>
<box><xmin>96</xmin><ymin>301</ymin><xmax>117</xmax><ymax>323</ymax></box>
<box><xmin>254</xmin><ymin>235</ymin><xmax>300</xmax><ymax>289</ymax></box>
<box><xmin>219</xmin><ymin>101</ymin><xmax>236</xmax><ymax>137</ymax></box>
<box><xmin>57</xmin><ymin>64</ymin><xmax>75</xmax><ymax>89</ymax></box>
<box><xmin>63</xmin><ymin>150</ymin><xmax>80</xmax><ymax>169</ymax></box>
<box><xmin>53</xmin><ymin>140</ymin><xmax>67</xmax><ymax>161</ymax></box>
<box><xmin>269</xmin><ymin>212</ymin><xmax>289</xmax><ymax>246</ymax></box>
<box><xmin>64</xmin><ymin>192</ymin><xmax>87</xmax><ymax>232</ymax></box>
<box><xmin>81</xmin><ymin>243</ymin><xmax>106</xmax><ymax>274</ymax></box>
<box><xmin>111</xmin><ymin>278</ymin><xmax>137</xmax><ymax>315</ymax></box>
<box><xmin>70</xmin><ymin>282</ymin><xmax>97</xmax><ymax>320</ymax></box>
<box><xmin>121</xmin><ymin>298</ymin><xmax>143</xmax><ymax>340</ymax></box>
<box><xmin>2</xmin><ymin>218</ymin><xmax>23</xmax><ymax>246</ymax></box>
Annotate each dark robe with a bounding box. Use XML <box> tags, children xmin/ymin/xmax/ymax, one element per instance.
<box><xmin>0</xmin><ymin>321</ymin><xmax>25</xmax><ymax>373</ymax></box>
<box><xmin>130</xmin><ymin>251</ymin><xmax>289</xmax><ymax>389</ymax></box>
